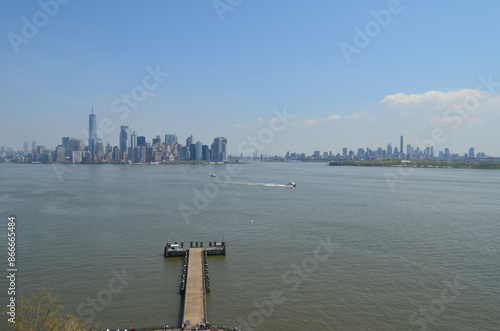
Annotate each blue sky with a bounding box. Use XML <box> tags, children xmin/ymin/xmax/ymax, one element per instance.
<box><xmin>1</xmin><ymin>0</ymin><xmax>500</xmax><ymax>156</ymax></box>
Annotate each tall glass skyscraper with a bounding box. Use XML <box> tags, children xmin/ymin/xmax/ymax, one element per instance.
<box><xmin>119</xmin><ymin>126</ymin><xmax>130</xmax><ymax>155</ymax></box>
<box><xmin>89</xmin><ymin>107</ymin><xmax>97</xmax><ymax>153</ymax></box>
<box><xmin>400</xmin><ymin>135</ymin><xmax>404</xmax><ymax>158</ymax></box>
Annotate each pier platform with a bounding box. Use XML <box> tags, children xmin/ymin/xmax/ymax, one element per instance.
<box><xmin>164</xmin><ymin>240</ymin><xmax>226</xmax><ymax>329</ymax></box>
<box><xmin>164</xmin><ymin>241</ymin><xmax>226</xmax><ymax>258</ymax></box>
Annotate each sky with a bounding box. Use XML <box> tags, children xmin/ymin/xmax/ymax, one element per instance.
<box><xmin>1</xmin><ymin>0</ymin><xmax>500</xmax><ymax>156</ymax></box>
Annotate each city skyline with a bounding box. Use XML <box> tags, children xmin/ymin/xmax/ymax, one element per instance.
<box><xmin>1</xmin><ymin>108</ymin><xmax>493</xmax><ymax>163</ymax></box>
<box><xmin>2</xmin><ymin>1</ymin><xmax>500</xmax><ymax>155</ymax></box>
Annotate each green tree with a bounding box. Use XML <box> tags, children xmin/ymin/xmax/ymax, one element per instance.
<box><xmin>6</xmin><ymin>287</ymin><xmax>95</xmax><ymax>331</ymax></box>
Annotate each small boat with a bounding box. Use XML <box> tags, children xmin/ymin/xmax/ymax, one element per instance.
<box><xmin>210</xmin><ymin>173</ymin><xmax>217</xmax><ymax>178</ymax></box>
<box><xmin>286</xmin><ymin>181</ymin><xmax>296</xmax><ymax>187</ymax></box>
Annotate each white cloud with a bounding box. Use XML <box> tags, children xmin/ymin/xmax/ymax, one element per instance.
<box><xmin>380</xmin><ymin>89</ymin><xmax>488</xmax><ymax>110</ymax></box>
<box><xmin>429</xmin><ymin>116</ymin><xmax>483</xmax><ymax>127</ymax></box>
<box><xmin>345</xmin><ymin>111</ymin><xmax>369</xmax><ymax>119</ymax></box>
<box><xmin>256</xmin><ymin>117</ymin><xmax>289</xmax><ymax>126</ymax></box>
<box><xmin>303</xmin><ymin>119</ymin><xmax>322</xmax><ymax>126</ymax></box>
<box><xmin>298</xmin><ymin>114</ymin><xmax>343</xmax><ymax>126</ymax></box>
<box><xmin>325</xmin><ymin>114</ymin><xmax>342</xmax><ymax>121</ymax></box>
<box><xmin>256</xmin><ymin>111</ymin><xmax>374</xmax><ymax>128</ymax></box>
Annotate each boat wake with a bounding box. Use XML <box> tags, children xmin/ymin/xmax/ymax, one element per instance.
<box><xmin>230</xmin><ymin>182</ymin><xmax>293</xmax><ymax>188</ymax></box>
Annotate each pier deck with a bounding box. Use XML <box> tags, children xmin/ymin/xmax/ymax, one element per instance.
<box><xmin>182</xmin><ymin>248</ymin><xmax>206</xmax><ymax>326</ymax></box>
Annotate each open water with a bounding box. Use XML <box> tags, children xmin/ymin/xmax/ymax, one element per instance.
<box><xmin>1</xmin><ymin>162</ymin><xmax>499</xmax><ymax>330</ymax></box>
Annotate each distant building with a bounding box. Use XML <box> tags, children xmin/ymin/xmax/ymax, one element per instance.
<box><xmin>129</xmin><ymin>131</ymin><xmax>138</xmax><ymax>161</ymax></box>
<box><xmin>135</xmin><ymin>146</ymin><xmax>146</xmax><ymax>163</ymax></box>
<box><xmin>186</xmin><ymin>134</ymin><xmax>194</xmax><ymax>147</ymax></box>
<box><xmin>195</xmin><ymin>141</ymin><xmax>203</xmax><ymax>161</ymax></box>
<box><xmin>62</xmin><ymin>137</ymin><xmax>71</xmax><ymax>156</ymax></box>
<box><xmin>131</xmin><ymin>131</ymin><xmax>137</xmax><ymax>149</ymax></box>
<box><xmin>469</xmin><ymin>147</ymin><xmax>475</xmax><ymax>159</ymax></box>
<box><xmin>444</xmin><ymin>148</ymin><xmax>450</xmax><ymax>159</ymax></box>
<box><xmin>56</xmin><ymin>145</ymin><xmax>65</xmax><ymax>162</ymax></box>
<box><xmin>95</xmin><ymin>141</ymin><xmax>104</xmax><ymax>159</ymax></box>
<box><xmin>165</xmin><ymin>134</ymin><xmax>177</xmax><ymax>149</ymax></box>
<box><xmin>137</xmin><ymin>136</ymin><xmax>146</xmax><ymax>147</ymax></box>
<box><xmin>406</xmin><ymin>144</ymin><xmax>412</xmax><ymax>158</ymax></box>
<box><xmin>72</xmin><ymin>151</ymin><xmax>82</xmax><ymax>163</ymax></box>
<box><xmin>400</xmin><ymin>136</ymin><xmax>404</xmax><ymax>158</ymax></box>
<box><xmin>189</xmin><ymin>144</ymin><xmax>196</xmax><ymax>161</ymax></box>
<box><xmin>202</xmin><ymin>145</ymin><xmax>210</xmax><ymax>161</ymax></box>
<box><xmin>112</xmin><ymin>146</ymin><xmax>121</xmax><ymax>161</ymax></box>
<box><xmin>119</xmin><ymin>126</ymin><xmax>130</xmax><ymax>158</ymax></box>
<box><xmin>211</xmin><ymin>137</ymin><xmax>227</xmax><ymax>162</ymax></box>
<box><xmin>89</xmin><ymin>107</ymin><xmax>97</xmax><ymax>154</ymax></box>
<box><xmin>152</xmin><ymin>137</ymin><xmax>161</xmax><ymax>146</ymax></box>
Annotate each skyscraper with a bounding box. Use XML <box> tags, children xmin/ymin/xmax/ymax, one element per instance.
<box><xmin>469</xmin><ymin>147</ymin><xmax>475</xmax><ymax>159</ymax></box>
<box><xmin>165</xmin><ymin>134</ymin><xmax>177</xmax><ymax>149</ymax></box>
<box><xmin>186</xmin><ymin>134</ymin><xmax>194</xmax><ymax>147</ymax></box>
<box><xmin>119</xmin><ymin>126</ymin><xmax>130</xmax><ymax>156</ymax></box>
<box><xmin>211</xmin><ymin>137</ymin><xmax>227</xmax><ymax>162</ymax></box>
<box><xmin>89</xmin><ymin>107</ymin><xmax>97</xmax><ymax>154</ymax></box>
<box><xmin>129</xmin><ymin>131</ymin><xmax>137</xmax><ymax>161</ymax></box>
<box><xmin>400</xmin><ymin>136</ymin><xmax>403</xmax><ymax>158</ymax></box>
<box><xmin>195</xmin><ymin>141</ymin><xmax>203</xmax><ymax>161</ymax></box>
<box><xmin>131</xmin><ymin>131</ymin><xmax>137</xmax><ymax>149</ymax></box>
<box><xmin>137</xmin><ymin>136</ymin><xmax>146</xmax><ymax>147</ymax></box>
<box><xmin>62</xmin><ymin>137</ymin><xmax>71</xmax><ymax>157</ymax></box>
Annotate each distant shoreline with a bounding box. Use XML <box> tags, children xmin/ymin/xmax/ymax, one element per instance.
<box><xmin>3</xmin><ymin>160</ymin><xmax>500</xmax><ymax>170</ymax></box>
<box><xmin>328</xmin><ymin>160</ymin><xmax>500</xmax><ymax>170</ymax></box>
<box><xmin>0</xmin><ymin>160</ymin><xmax>229</xmax><ymax>166</ymax></box>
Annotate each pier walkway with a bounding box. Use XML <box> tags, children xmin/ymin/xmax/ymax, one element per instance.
<box><xmin>182</xmin><ymin>248</ymin><xmax>206</xmax><ymax>327</ymax></box>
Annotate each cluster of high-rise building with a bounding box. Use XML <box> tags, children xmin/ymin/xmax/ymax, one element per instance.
<box><xmin>1</xmin><ymin>110</ymin><xmax>227</xmax><ymax>164</ymax></box>
<box><xmin>115</xmin><ymin>125</ymin><xmax>227</xmax><ymax>164</ymax></box>
<box><xmin>283</xmin><ymin>136</ymin><xmax>488</xmax><ymax>162</ymax></box>
<box><xmin>1</xmin><ymin>115</ymin><xmax>496</xmax><ymax>164</ymax></box>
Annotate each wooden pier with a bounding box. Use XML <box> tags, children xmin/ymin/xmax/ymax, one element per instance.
<box><xmin>164</xmin><ymin>240</ymin><xmax>226</xmax><ymax>329</ymax></box>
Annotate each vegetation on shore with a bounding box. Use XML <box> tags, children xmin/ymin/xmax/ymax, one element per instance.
<box><xmin>5</xmin><ymin>287</ymin><xmax>94</xmax><ymax>331</ymax></box>
<box><xmin>328</xmin><ymin>159</ymin><xmax>500</xmax><ymax>169</ymax></box>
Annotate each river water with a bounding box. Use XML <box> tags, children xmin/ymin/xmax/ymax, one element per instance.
<box><xmin>1</xmin><ymin>162</ymin><xmax>499</xmax><ymax>330</ymax></box>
